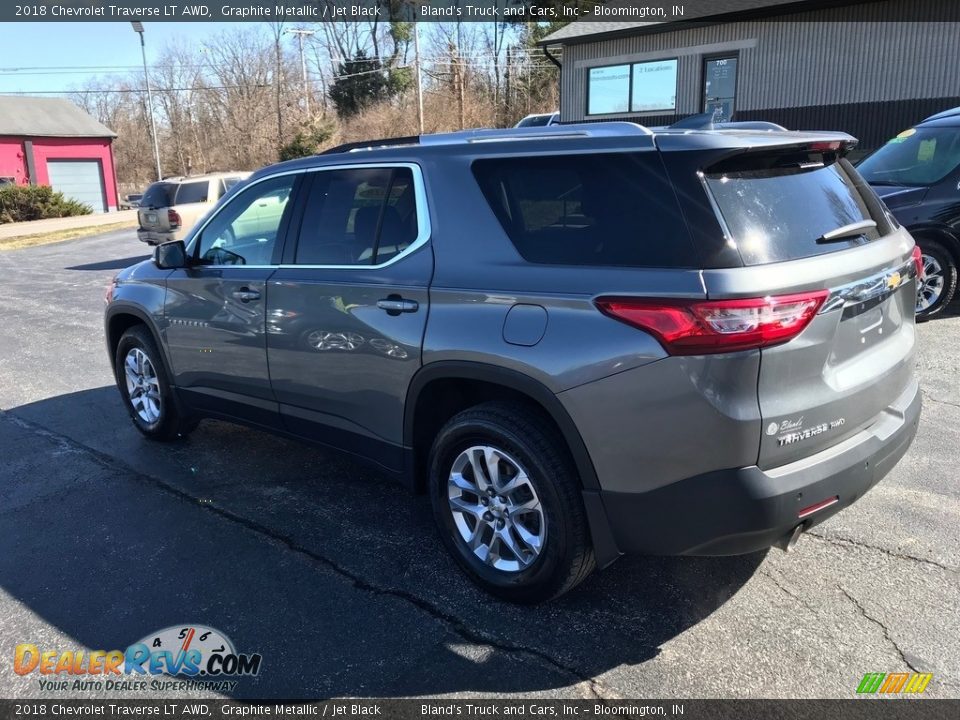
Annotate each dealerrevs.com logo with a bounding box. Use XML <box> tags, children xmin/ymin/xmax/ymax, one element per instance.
<box><xmin>14</xmin><ymin>625</ymin><xmax>262</xmax><ymax>693</ymax></box>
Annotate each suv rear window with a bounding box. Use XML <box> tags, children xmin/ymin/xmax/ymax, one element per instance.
<box><xmin>175</xmin><ymin>181</ymin><xmax>209</xmax><ymax>205</ymax></box>
<box><xmin>472</xmin><ymin>153</ymin><xmax>694</xmax><ymax>267</ymax></box>
<box><xmin>704</xmin><ymin>154</ymin><xmax>883</xmax><ymax>266</ymax></box>
<box><xmin>140</xmin><ymin>182</ymin><xmax>176</xmax><ymax>209</ymax></box>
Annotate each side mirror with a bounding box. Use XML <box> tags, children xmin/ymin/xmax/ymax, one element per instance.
<box><xmin>154</xmin><ymin>240</ymin><xmax>188</xmax><ymax>269</ymax></box>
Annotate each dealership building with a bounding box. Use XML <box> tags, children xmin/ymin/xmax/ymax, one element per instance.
<box><xmin>541</xmin><ymin>0</ymin><xmax>960</xmax><ymax>149</ymax></box>
<box><xmin>0</xmin><ymin>95</ymin><xmax>119</xmax><ymax>213</ymax></box>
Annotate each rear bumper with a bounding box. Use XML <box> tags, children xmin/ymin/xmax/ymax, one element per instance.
<box><xmin>137</xmin><ymin>228</ymin><xmax>179</xmax><ymax>245</ymax></box>
<box><xmin>590</xmin><ymin>379</ymin><xmax>921</xmax><ymax>557</ymax></box>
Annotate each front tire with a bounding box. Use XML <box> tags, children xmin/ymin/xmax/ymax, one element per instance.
<box><xmin>114</xmin><ymin>325</ymin><xmax>195</xmax><ymax>441</ymax></box>
<box><xmin>429</xmin><ymin>401</ymin><xmax>595</xmax><ymax>603</ymax></box>
<box><xmin>915</xmin><ymin>239</ymin><xmax>957</xmax><ymax>320</ymax></box>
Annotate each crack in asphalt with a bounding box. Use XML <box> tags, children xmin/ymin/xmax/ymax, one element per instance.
<box><xmin>838</xmin><ymin>585</ymin><xmax>920</xmax><ymax>674</ymax></box>
<box><xmin>920</xmin><ymin>390</ymin><xmax>960</xmax><ymax>411</ymax></box>
<box><xmin>807</xmin><ymin>531</ymin><xmax>958</xmax><ymax>574</ymax></box>
<box><xmin>1</xmin><ymin>410</ymin><xmax>624</xmax><ymax>701</ymax></box>
<box><xmin>758</xmin><ymin>568</ymin><xmax>818</xmax><ymax>614</ymax></box>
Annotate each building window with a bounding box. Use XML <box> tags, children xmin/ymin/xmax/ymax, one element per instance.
<box><xmin>587</xmin><ymin>65</ymin><xmax>631</xmax><ymax>115</ymax></box>
<box><xmin>587</xmin><ymin>59</ymin><xmax>678</xmax><ymax>116</ymax></box>
<box><xmin>631</xmin><ymin>59</ymin><xmax>678</xmax><ymax>112</ymax></box>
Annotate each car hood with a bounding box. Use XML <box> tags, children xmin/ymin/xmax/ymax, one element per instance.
<box><xmin>870</xmin><ymin>184</ymin><xmax>929</xmax><ymax>209</ymax></box>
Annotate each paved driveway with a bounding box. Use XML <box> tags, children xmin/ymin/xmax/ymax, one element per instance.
<box><xmin>0</xmin><ymin>230</ymin><xmax>957</xmax><ymax>700</ymax></box>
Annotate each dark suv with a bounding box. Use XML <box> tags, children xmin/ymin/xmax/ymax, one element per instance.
<box><xmin>105</xmin><ymin>123</ymin><xmax>921</xmax><ymax>602</ymax></box>
<box><xmin>858</xmin><ymin>108</ymin><xmax>960</xmax><ymax>318</ymax></box>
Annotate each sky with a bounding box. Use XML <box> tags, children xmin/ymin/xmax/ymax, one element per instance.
<box><xmin>0</xmin><ymin>23</ymin><xmax>242</xmax><ymax>95</ymax></box>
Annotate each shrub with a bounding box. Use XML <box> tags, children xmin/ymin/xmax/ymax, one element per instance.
<box><xmin>279</xmin><ymin>122</ymin><xmax>336</xmax><ymax>161</ymax></box>
<box><xmin>0</xmin><ymin>184</ymin><xmax>92</xmax><ymax>224</ymax></box>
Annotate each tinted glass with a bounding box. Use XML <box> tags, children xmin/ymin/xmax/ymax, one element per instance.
<box><xmin>705</xmin><ymin>155</ymin><xmax>881</xmax><ymax>266</ymax></box>
<box><xmin>140</xmin><ymin>182</ymin><xmax>176</xmax><ymax>208</ymax></box>
<box><xmin>175</xmin><ymin>181</ymin><xmax>209</xmax><ymax>205</ymax></box>
<box><xmin>294</xmin><ymin>167</ymin><xmax>418</xmax><ymax>266</ymax></box>
<box><xmin>857</xmin><ymin>126</ymin><xmax>960</xmax><ymax>186</ymax></box>
<box><xmin>195</xmin><ymin>175</ymin><xmax>295</xmax><ymax>266</ymax></box>
<box><xmin>472</xmin><ymin>153</ymin><xmax>695</xmax><ymax>268</ymax></box>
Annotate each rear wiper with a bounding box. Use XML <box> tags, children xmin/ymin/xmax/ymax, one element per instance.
<box><xmin>816</xmin><ymin>219</ymin><xmax>877</xmax><ymax>244</ymax></box>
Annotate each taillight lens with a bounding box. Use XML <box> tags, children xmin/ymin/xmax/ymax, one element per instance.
<box><xmin>912</xmin><ymin>245</ymin><xmax>924</xmax><ymax>280</ymax></box>
<box><xmin>595</xmin><ymin>291</ymin><xmax>828</xmax><ymax>355</ymax></box>
<box><xmin>168</xmin><ymin>209</ymin><xmax>181</xmax><ymax>229</ymax></box>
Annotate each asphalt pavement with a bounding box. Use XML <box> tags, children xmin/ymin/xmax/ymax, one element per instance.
<box><xmin>0</xmin><ymin>229</ymin><xmax>957</xmax><ymax>700</ymax></box>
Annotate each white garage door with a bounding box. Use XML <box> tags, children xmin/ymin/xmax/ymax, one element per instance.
<box><xmin>46</xmin><ymin>160</ymin><xmax>106</xmax><ymax>213</ymax></box>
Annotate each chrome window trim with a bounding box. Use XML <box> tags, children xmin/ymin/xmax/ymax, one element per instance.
<box><xmin>185</xmin><ymin>162</ymin><xmax>431</xmax><ymax>271</ymax></box>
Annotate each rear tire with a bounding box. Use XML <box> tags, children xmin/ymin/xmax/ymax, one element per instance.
<box><xmin>915</xmin><ymin>239</ymin><xmax>957</xmax><ymax>320</ymax></box>
<box><xmin>114</xmin><ymin>325</ymin><xmax>196</xmax><ymax>441</ymax></box>
<box><xmin>428</xmin><ymin>401</ymin><xmax>595</xmax><ymax>603</ymax></box>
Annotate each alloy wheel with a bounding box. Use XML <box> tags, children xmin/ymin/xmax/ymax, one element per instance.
<box><xmin>124</xmin><ymin>348</ymin><xmax>162</xmax><ymax>424</ymax></box>
<box><xmin>917</xmin><ymin>253</ymin><xmax>945</xmax><ymax>312</ymax></box>
<box><xmin>447</xmin><ymin>445</ymin><xmax>546</xmax><ymax>572</ymax></box>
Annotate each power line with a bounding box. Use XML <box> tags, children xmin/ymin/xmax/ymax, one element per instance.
<box><xmin>8</xmin><ymin>84</ymin><xmax>272</xmax><ymax>95</ymax></box>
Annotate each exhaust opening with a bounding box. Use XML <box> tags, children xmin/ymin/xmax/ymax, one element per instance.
<box><xmin>776</xmin><ymin>523</ymin><xmax>806</xmax><ymax>552</ymax></box>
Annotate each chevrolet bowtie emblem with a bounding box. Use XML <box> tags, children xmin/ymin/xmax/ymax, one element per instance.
<box><xmin>887</xmin><ymin>271</ymin><xmax>902</xmax><ymax>290</ymax></box>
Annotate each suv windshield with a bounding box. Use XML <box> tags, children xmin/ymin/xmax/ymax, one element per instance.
<box><xmin>858</xmin><ymin>126</ymin><xmax>960</xmax><ymax>186</ymax></box>
<box><xmin>140</xmin><ymin>182</ymin><xmax>176</xmax><ymax>209</ymax></box>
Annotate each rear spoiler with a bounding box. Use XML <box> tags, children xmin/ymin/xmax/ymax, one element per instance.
<box><xmin>654</xmin><ymin>129</ymin><xmax>858</xmax><ymax>155</ymax></box>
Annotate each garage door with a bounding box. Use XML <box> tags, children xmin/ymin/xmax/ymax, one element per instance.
<box><xmin>46</xmin><ymin>160</ymin><xmax>106</xmax><ymax>213</ymax></box>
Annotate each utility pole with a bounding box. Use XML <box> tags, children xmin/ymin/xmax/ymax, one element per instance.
<box><xmin>413</xmin><ymin>22</ymin><xmax>424</xmax><ymax>134</ymax></box>
<box><xmin>130</xmin><ymin>22</ymin><xmax>162</xmax><ymax>182</ymax></box>
<box><xmin>285</xmin><ymin>28</ymin><xmax>315</xmax><ymax>117</ymax></box>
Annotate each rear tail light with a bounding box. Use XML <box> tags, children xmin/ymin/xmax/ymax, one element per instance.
<box><xmin>912</xmin><ymin>245</ymin><xmax>924</xmax><ymax>280</ymax></box>
<box><xmin>595</xmin><ymin>291</ymin><xmax>828</xmax><ymax>355</ymax></box>
<box><xmin>168</xmin><ymin>209</ymin><xmax>181</xmax><ymax>229</ymax></box>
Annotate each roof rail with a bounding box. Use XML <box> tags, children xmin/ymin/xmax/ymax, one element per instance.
<box><xmin>420</xmin><ymin>122</ymin><xmax>653</xmax><ymax>145</ymax></box>
<box><xmin>317</xmin><ymin>122</ymin><xmax>653</xmax><ymax>155</ymax></box>
<box><xmin>320</xmin><ymin>135</ymin><xmax>420</xmax><ymax>154</ymax></box>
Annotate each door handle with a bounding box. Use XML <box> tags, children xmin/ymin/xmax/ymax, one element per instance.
<box><xmin>377</xmin><ymin>297</ymin><xmax>419</xmax><ymax>314</ymax></box>
<box><xmin>232</xmin><ymin>287</ymin><xmax>261</xmax><ymax>303</ymax></box>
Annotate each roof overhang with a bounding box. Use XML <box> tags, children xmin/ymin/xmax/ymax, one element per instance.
<box><xmin>538</xmin><ymin>0</ymin><xmax>871</xmax><ymax>47</ymax></box>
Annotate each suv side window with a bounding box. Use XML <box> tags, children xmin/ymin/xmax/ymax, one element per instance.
<box><xmin>294</xmin><ymin>167</ymin><xmax>418</xmax><ymax>266</ymax></box>
<box><xmin>194</xmin><ymin>175</ymin><xmax>296</xmax><ymax>266</ymax></box>
<box><xmin>176</xmin><ymin>181</ymin><xmax>209</xmax><ymax>205</ymax></box>
<box><xmin>472</xmin><ymin>153</ymin><xmax>695</xmax><ymax>268</ymax></box>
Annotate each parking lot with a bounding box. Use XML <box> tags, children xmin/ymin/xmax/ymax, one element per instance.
<box><xmin>0</xmin><ymin>228</ymin><xmax>958</xmax><ymax>700</ymax></box>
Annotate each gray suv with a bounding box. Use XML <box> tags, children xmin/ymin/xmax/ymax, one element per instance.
<box><xmin>104</xmin><ymin>123</ymin><xmax>922</xmax><ymax>603</ymax></box>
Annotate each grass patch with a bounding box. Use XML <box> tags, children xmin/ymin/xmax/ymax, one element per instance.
<box><xmin>0</xmin><ymin>222</ymin><xmax>136</xmax><ymax>251</ymax></box>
